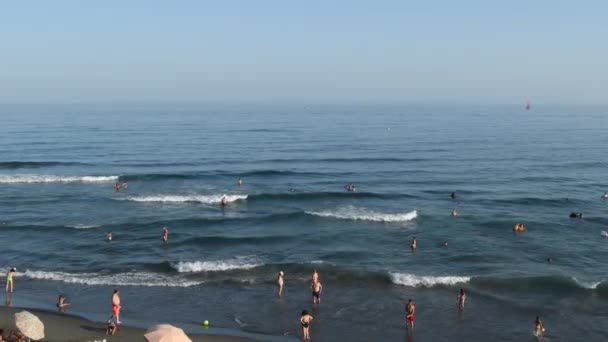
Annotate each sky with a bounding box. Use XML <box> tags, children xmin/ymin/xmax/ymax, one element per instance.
<box><xmin>1</xmin><ymin>1</ymin><xmax>607</xmax><ymax>105</ymax></box>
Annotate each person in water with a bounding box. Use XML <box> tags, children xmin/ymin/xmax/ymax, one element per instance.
<box><xmin>5</xmin><ymin>268</ymin><xmax>15</xmax><ymax>293</ymax></box>
<box><xmin>546</xmin><ymin>257</ymin><xmax>553</xmax><ymax>263</ymax></box>
<box><xmin>450</xmin><ymin>192</ymin><xmax>456</xmax><ymax>199</ymax></box>
<box><xmin>457</xmin><ymin>289</ymin><xmax>466</xmax><ymax>309</ymax></box>
<box><xmin>300</xmin><ymin>310</ymin><xmax>314</xmax><ymax>341</ymax></box>
<box><xmin>277</xmin><ymin>271</ymin><xmax>284</xmax><ymax>298</ymax></box>
<box><xmin>534</xmin><ymin>316</ymin><xmax>545</xmax><ymax>337</ymax></box>
<box><xmin>107</xmin><ymin>232</ymin><xmax>113</xmax><ymax>241</ymax></box>
<box><xmin>162</xmin><ymin>226</ymin><xmax>169</xmax><ymax>243</ymax></box>
<box><xmin>442</xmin><ymin>241</ymin><xmax>448</xmax><ymax>247</ymax></box>
<box><xmin>57</xmin><ymin>295</ymin><xmax>70</xmax><ymax>312</ymax></box>
<box><xmin>114</xmin><ymin>182</ymin><xmax>121</xmax><ymax>192</ymax></box>
<box><xmin>410</xmin><ymin>237</ymin><xmax>417</xmax><ymax>250</ymax></box>
<box><xmin>312</xmin><ymin>269</ymin><xmax>319</xmax><ymax>284</ymax></box>
<box><xmin>237</xmin><ymin>178</ymin><xmax>243</xmax><ymax>187</ymax></box>
<box><xmin>220</xmin><ymin>195</ymin><xmax>228</xmax><ymax>206</ymax></box>
<box><xmin>311</xmin><ymin>279</ymin><xmax>322</xmax><ymax>304</ymax></box>
<box><xmin>109</xmin><ymin>288</ymin><xmax>122</xmax><ymax>324</ymax></box>
<box><xmin>405</xmin><ymin>299</ymin><xmax>416</xmax><ymax>330</ymax></box>
<box><xmin>603</xmin><ymin>192</ymin><xmax>608</xmax><ymax>199</ymax></box>
<box><xmin>451</xmin><ymin>209</ymin><xmax>458</xmax><ymax>217</ymax></box>
<box><xmin>121</xmin><ymin>182</ymin><xmax>128</xmax><ymax>189</ymax></box>
<box><xmin>570</xmin><ymin>212</ymin><xmax>583</xmax><ymax>219</ymax></box>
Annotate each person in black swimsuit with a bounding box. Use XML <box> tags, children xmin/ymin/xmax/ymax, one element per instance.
<box><xmin>300</xmin><ymin>310</ymin><xmax>314</xmax><ymax>341</ymax></box>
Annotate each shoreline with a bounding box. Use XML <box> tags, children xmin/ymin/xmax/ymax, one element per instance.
<box><xmin>0</xmin><ymin>305</ymin><xmax>271</xmax><ymax>342</ymax></box>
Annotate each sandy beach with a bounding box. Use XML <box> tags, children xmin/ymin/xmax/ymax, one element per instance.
<box><xmin>0</xmin><ymin>306</ymin><xmax>260</xmax><ymax>342</ymax></box>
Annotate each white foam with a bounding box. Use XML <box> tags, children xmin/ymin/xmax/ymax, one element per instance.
<box><xmin>307</xmin><ymin>207</ymin><xmax>417</xmax><ymax>222</ymax></box>
<box><xmin>65</xmin><ymin>224</ymin><xmax>99</xmax><ymax>229</ymax></box>
<box><xmin>120</xmin><ymin>194</ymin><xmax>247</xmax><ymax>204</ymax></box>
<box><xmin>390</xmin><ymin>272</ymin><xmax>470</xmax><ymax>287</ymax></box>
<box><xmin>174</xmin><ymin>257</ymin><xmax>262</xmax><ymax>273</ymax></box>
<box><xmin>572</xmin><ymin>277</ymin><xmax>601</xmax><ymax>289</ymax></box>
<box><xmin>0</xmin><ymin>175</ymin><xmax>118</xmax><ymax>183</ymax></box>
<box><xmin>22</xmin><ymin>270</ymin><xmax>202</xmax><ymax>287</ymax></box>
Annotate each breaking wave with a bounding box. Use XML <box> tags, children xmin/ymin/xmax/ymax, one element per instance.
<box><xmin>306</xmin><ymin>207</ymin><xmax>417</xmax><ymax>222</ymax></box>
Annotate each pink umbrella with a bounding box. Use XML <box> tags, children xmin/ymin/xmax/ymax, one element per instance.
<box><xmin>144</xmin><ymin>324</ymin><xmax>192</xmax><ymax>342</ymax></box>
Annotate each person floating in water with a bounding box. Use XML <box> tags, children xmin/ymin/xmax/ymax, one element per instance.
<box><xmin>5</xmin><ymin>268</ymin><xmax>15</xmax><ymax>293</ymax></box>
<box><xmin>603</xmin><ymin>192</ymin><xmax>608</xmax><ymax>199</ymax></box>
<box><xmin>546</xmin><ymin>257</ymin><xmax>553</xmax><ymax>263</ymax></box>
<box><xmin>442</xmin><ymin>241</ymin><xmax>448</xmax><ymax>247</ymax></box>
<box><xmin>534</xmin><ymin>316</ymin><xmax>545</xmax><ymax>338</ymax></box>
<box><xmin>300</xmin><ymin>310</ymin><xmax>314</xmax><ymax>341</ymax></box>
<box><xmin>450</xmin><ymin>192</ymin><xmax>456</xmax><ymax>199</ymax></box>
<box><xmin>162</xmin><ymin>226</ymin><xmax>169</xmax><ymax>243</ymax></box>
<box><xmin>451</xmin><ymin>209</ymin><xmax>458</xmax><ymax>217</ymax></box>
<box><xmin>344</xmin><ymin>183</ymin><xmax>356</xmax><ymax>192</ymax></box>
<box><xmin>410</xmin><ymin>237</ymin><xmax>417</xmax><ymax>250</ymax></box>
<box><xmin>57</xmin><ymin>295</ymin><xmax>70</xmax><ymax>312</ymax></box>
<box><xmin>277</xmin><ymin>271</ymin><xmax>284</xmax><ymax>298</ymax></box>
<box><xmin>237</xmin><ymin>178</ymin><xmax>243</xmax><ymax>187</ymax></box>
<box><xmin>569</xmin><ymin>212</ymin><xmax>583</xmax><ymax>219</ymax></box>
<box><xmin>405</xmin><ymin>299</ymin><xmax>416</xmax><ymax>330</ymax></box>
<box><xmin>513</xmin><ymin>223</ymin><xmax>526</xmax><ymax>232</ymax></box>
<box><xmin>311</xmin><ymin>279</ymin><xmax>322</xmax><ymax>304</ymax></box>
<box><xmin>107</xmin><ymin>232</ymin><xmax>113</xmax><ymax>241</ymax></box>
<box><xmin>457</xmin><ymin>289</ymin><xmax>466</xmax><ymax>309</ymax></box>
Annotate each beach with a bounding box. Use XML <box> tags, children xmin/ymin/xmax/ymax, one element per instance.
<box><xmin>1</xmin><ymin>104</ymin><xmax>608</xmax><ymax>341</ymax></box>
<box><xmin>0</xmin><ymin>306</ymin><xmax>261</xmax><ymax>342</ymax></box>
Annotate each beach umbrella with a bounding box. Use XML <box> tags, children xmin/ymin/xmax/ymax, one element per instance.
<box><xmin>144</xmin><ymin>324</ymin><xmax>192</xmax><ymax>342</ymax></box>
<box><xmin>14</xmin><ymin>311</ymin><xmax>45</xmax><ymax>341</ymax></box>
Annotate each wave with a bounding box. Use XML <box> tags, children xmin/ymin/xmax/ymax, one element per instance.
<box><xmin>0</xmin><ymin>161</ymin><xmax>84</xmax><ymax>169</ymax></box>
<box><xmin>174</xmin><ymin>257</ymin><xmax>262</xmax><ymax>273</ymax></box>
<box><xmin>119</xmin><ymin>170</ymin><xmax>327</xmax><ymax>181</ymax></box>
<box><xmin>65</xmin><ymin>224</ymin><xmax>100</xmax><ymax>229</ymax></box>
<box><xmin>306</xmin><ymin>207</ymin><xmax>417</xmax><ymax>222</ymax></box>
<box><xmin>0</xmin><ymin>175</ymin><xmax>118</xmax><ymax>183</ymax></box>
<box><xmin>472</xmin><ymin>275</ymin><xmax>606</xmax><ymax>293</ymax></box>
<box><xmin>22</xmin><ymin>270</ymin><xmax>203</xmax><ymax>287</ymax></box>
<box><xmin>249</xmin><ymin>191</ymin><xmax>414</xmax><ymax>201</ymax></box>
<box><xmin>390</xmin><ymin>273</ymin><xmax>471</xmax><ymax>287</ymax></box>
<box><xmin>118</xmin><ymin>194</ymin><xmax>247</xmax><ymax>204</ymax></box>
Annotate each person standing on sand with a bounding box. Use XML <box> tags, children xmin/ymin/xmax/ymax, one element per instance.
<box><xmin>457</xmin><ymin>289</ymin><xmax>466</xmax><ymax>309</ymax></box>
<box><xmin>109</xmin><ymin>288</ymin><xmax>122</xmax><ymax>324</ymax></box>
<box><xmin>277</xmin><ymin>271</ymin><xmax>284</xmax><ymax>297</ymax></box>
<box><xmin>311</xmin><ymin>279</ymin><xmax>322</xmax><ymax>304</ymax></box>
<box><xmin>300</xmin><ymin>310</ymin><xmax>313</xmax><ymax>341</ymax></box>
<box><xmin>162</xmin><ymin>226</ymin><xmax>169</xmax><ymax>243</ymax></box>
<box><xmin>405</xmin><ymin>299</ymin><xmax>416</xmax><ymax>330</ymax></box>
<box><xmin>5</xmin><ymin>268</ymin><xmax>15</xmax><ymax>293</ymax></box>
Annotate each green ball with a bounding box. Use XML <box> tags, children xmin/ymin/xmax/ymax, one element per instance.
<box><xmin>203</xmin><ymin>320</ymin><xmax>209</xmax><ymax>326</ymax></box>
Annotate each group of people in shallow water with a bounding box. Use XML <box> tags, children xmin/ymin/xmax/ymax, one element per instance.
<box><xmin>277</xmin><ymin>269</ymin><xmax>323</xmax><ymax>340</ymax></box>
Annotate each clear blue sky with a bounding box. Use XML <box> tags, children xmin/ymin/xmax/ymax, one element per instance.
<box><xmin>1</xmin><ymin>1</ymin><xmax>606</xmax><ymax>104</ymax></box>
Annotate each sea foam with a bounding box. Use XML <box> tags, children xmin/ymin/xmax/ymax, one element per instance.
<box><xmin>174</xmin><ymin>257</ymin><xmax>262</xmax><ymax>273</ymax></box>
<box><xmin>307</xmin><ymin>207</ymin><xmax>417</xmax><ymax>222</ymax></box>
<box><xmin>120</xmin><ymin>194</ymin><xmax>247</xmax><ymax>204</ymax></box>
<box><xmin>390</xmin><ymin>272</ymin><xmax>471</xmax><ymax>287</ymax></box>
<box><xmin>22</xmin><ymin>270</ymin><xmax>202</xmax><ymax>287</ymax></box>
<box><xmin>0</xmin><ymin>175</ymin><xmax>118</xmax><ymax>183</ymax></box>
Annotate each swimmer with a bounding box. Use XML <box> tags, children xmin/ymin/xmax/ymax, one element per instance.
<box><xmin>277</xmin><ymin>271</ymin><xmax>284</xmax><ymax>298</ymax></box>
<box><xmin>451</xmin><ymin>209</ymin><xmax>458</xmax><ymax>217</ymax></box>
<box><xmin>546</xmin><ymin>257</ymin><xmax>553</xmax><ymax>263</ymax></box>
<box><xmin>121</xmin><ymin>182</ymin><xmax>128</xmax><ymax>189</ymax></box>
<box><xmin>5</xmin><ymin>268</ymin><xmax>15</xmax><ymax>293</ymax></box>
<box><xmin>300</xmin><ymin>310</ymin><xmax>314</xmax><ymax>341</ymax></box>
<box><xmin>162</xmin><ymin>226</ymin><xmax>169</xmax><ymax>243</ymax></box>
<box><xmin>603</xmin><ymin>192</ymin><xmax>608</xmax><ymax>199</ymax></box>
<box><xmin>107</xmin><ymin>232</ymin><xmax>113</xmax><ymax>241</ymax></box>
<box><xmin>114</xmin><ymin>182</ymin><xmax>121</xmax><ymax>192</ymax></box>
<box><xmin>405</xmin><ymin>299</ymin><xmax>416</xmax><ymax>330</ymax></box>
<box><xmin>457</xmin><ymin>289</ymin><xmax>466</xmax><ymax>309</ymax></box>
<box><xmin>410</xmin><ymin>237</ymin><xmax>417</xmax><ymax>250</ymax></box>
<box><xmin>442</xmin><ymin>241</ymin><xmax>448</xmax><ymax>247</ymax></box>
<box><xmin>220</xmin><ymin>195</ymin><xmax>228</xmax><ymax>206</ymax></box>
<box><xmin>57</xmin><ymin>295</ymin><xmax>70</xmax><ymax>312</ymax></box>
<box><xmin>513</xmin><ymin>223</ymin><xmax>526</xmax><ymax>232</ymax></box>
<box><xmin>533</xmin><ymin>316</ymin><xmax>545</xmax><ymax>338</ymax></box>
<box><xmin>569</xmin><ymin>212</ymin><xmax>583</xmax><ymax>219</ymax></box>
<box><xmin>237</xmin><ymin>178</ymin><xmax>243</xmax><ymax>187</ymax></box>
<box><xmin>450</xmin><ymin>192</ymin><xmax>456</xmax><ymax>199</ymax></box>
<box><xmin>311</xmin><ymin>279</ymin><xmax>322</xmax><ymax>304</ymax></box>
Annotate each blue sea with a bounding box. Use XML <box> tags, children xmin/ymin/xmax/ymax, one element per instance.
<box><xmin>1</xmin><ymin>104</ymin><xmax>607</xmax><ymax>341</ymax></box>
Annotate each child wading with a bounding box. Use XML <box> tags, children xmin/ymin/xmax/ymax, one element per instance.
<box><xmin>300</xmin><ymin>310</ymin><xmax>314</xmax><ymax>341</ymax></box>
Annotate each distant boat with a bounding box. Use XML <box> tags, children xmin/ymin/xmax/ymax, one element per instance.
<box><xmin>525</xmin><ymin>101</ymin><xmax>531</xmax><ymax>110</ymax></box>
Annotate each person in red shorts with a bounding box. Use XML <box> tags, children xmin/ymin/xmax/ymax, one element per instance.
<box><xmin>108</xmin><ymin>288</ymin><xmax>122</xmax><ymax>324</ymax></box>
<box><xmin>405</xmin><ymin>299</ymin><xmax>415</xmax><ymax>330</ymax></box>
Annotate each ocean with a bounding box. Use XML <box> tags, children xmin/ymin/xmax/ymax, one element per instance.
<box><xmin>1</xmin><ymin>104</ymin><xmax>607</xmax><ymax>341</ymax></box>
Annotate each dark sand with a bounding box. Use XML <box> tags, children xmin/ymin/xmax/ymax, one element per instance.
<box><xmin>0</xmin><ymin>306</ymin><xmax>260</xmax><ymax>342</ymax></box>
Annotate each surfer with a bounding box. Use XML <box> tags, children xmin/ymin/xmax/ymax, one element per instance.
<box><xmin>451</xmin><ymin>209</ymin><xmax>458</xmax><ymax>217</ymax></box>
<box><xmin>457</xmin><ymin>289</ymin><xmax>466</xmax><ymax>309</ymax></box>
<box><xmin>300</xmin><ymin>310</ymin><xmax>314</xmax><ymax>341</ymax></box>
<box><xmin>107</xmin><ymin>232</ymin><xmax>113</xmax><ymax>241</ymax></box>
<box><xmin>5</xmin><ymin>268</ymin><xmax>15</xmax><ymax>293</ymax></box>
<box><xmin>109</xmin><ymin>288</ymin><xmax>122</xmax><ymax>324</ymax></box>
<box><xmin>162</xmin><ymin>226</ymin><xmax>169</xmax><ymax>243</ymax></box>
<box><xmin>411</xmin><ymin>237</ymin><xmax>417</xmax><ymax>250</ymax></box>
<box><xmin>277</xmin><ymin>271</ymin><xmax>284</xmax><ymax>298</ymax></box>
<box><xmin>238</xmin><ymin>178</ymin><xmax>243</xmax><ymax>187</ymax></box>
<box><xmin>405</xmin><ymin>299</ymin><xmax>415</xmax><ymax>330</ymax></box>
<box><xmin>533</xmin><ymin>316</ymin><xmax>545</xmax><ymax>338</ymax></box>
<box><xmin>311</xmin><ymin>279</ymin><xmax>322</xmax><ymax>304</ymax></box>
<box><xmin>57</xmin><ymin>295</ymin><xmax>70</xmax><ymax>312</ymax></box>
